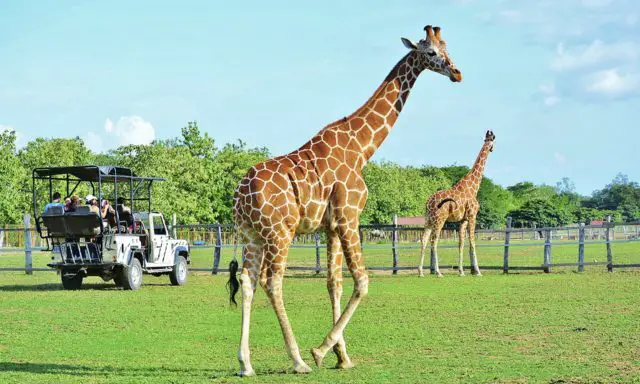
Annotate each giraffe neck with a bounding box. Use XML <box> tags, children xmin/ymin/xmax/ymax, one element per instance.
<box><xmin>317</xmin><ymin>51</ymin><xmax>426</xmax><ymax>165</ymax></box>
<box><xmin>457</xmin><ymin>143</ymin><xmax>491</xmax><ymax>196</ymax></box>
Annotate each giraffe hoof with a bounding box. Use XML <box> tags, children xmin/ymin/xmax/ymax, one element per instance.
<box><xmin>335</xmin><ymin>361</ymin><xmax>355</xmax><ymax>370</ymax></box>
<box><xmin>459</xmin><ymin>272</ymin><xmax>465</xmax><ymax>276</ymax></box>
<box><xmin>311</xmin><ymin>348</ymin><xmax>325</xmax><ymax>367</ymax></box>
<box><xmin>292</xmin><ymin>362</ymin><xmax>312</xmax><ymax>374</ymax></box>
<box><xmin>436</xmin><ymin>273</ymin><xmax>443</xmax><ymax>278</ymax></box>
<box><xmin>236</xmin><ymin>369</ymin><xmax>256</xmax><ymax>377</ymax></box>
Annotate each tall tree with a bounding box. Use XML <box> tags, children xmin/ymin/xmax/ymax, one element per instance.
<box><xmin>0</xmin><ymin>130</ymin><xmax>26</xmax><ymax>223</ymax></box>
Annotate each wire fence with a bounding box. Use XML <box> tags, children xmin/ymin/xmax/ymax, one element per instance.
<box><xmin>2</xmin><ymin>214</ymin><xmax>640</xmax><ymax>275</ymax></box>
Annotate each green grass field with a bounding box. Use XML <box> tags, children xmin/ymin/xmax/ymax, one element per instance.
<box><xmin>1</xmin><ymin>268</ymin><xmax>639</xmax><ymax>383</ymax></box>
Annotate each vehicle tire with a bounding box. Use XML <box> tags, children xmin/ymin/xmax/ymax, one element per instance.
<box><xmin>113</xmin><ymin>270</ymin><xmax>123</xmax><ymax>287</ymax></box>
<box><xmin>169</xmin><ymin>255</ymin><xmax>188</xmax><ymax>286</ymax></box>
<box><xmin>120</xmin><ymin>258</ymin><xmax>143</xmax><ymax>290</ymax></box>
<box><xmin>61</xmin><ymin>271</ymin><xmax>83</xmax><ymax>290</ymax></box>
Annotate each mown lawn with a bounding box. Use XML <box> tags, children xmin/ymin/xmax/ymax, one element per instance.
<box><xmin>0</xmin><ymin>269</ymin><xmax>639</xmax><ymax>383</ymax></box>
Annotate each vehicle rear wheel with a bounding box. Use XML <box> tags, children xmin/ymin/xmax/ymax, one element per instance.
<box><xmin>119</xmin><ymin>258</ymin><xmax>143</xmax><ymax>290</ymax></box>
<box><xmin>113</xmin><ymin>271</ymin><xmax>123</xmax><ymax>287</ymax></box>
<box><xmin>169</xmin><ymin>255</ymin><xmax>188</xmax><ymax>286</ymax></box>
<box><xmin>61</xmin><ymin>271</ymin><xmax>83</xmax><ymax>290</ymax></box>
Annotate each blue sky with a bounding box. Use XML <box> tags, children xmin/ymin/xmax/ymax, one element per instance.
<box><xmin>1</xmin><ymin>0</ymin><xmax>638</xmax><ymax>195</ymax></box>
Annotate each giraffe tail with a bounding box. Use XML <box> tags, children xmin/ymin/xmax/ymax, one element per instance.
<box><xmin>226</xmin><ymin>229</ymin><xmax>240</xmax><ymax>307</ymax></box>
<box><xmin>437</xmin><ymin>198</ymin><xmax>458</xmax><ymax>210</ymax></box>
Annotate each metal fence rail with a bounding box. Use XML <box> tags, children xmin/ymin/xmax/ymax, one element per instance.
<box><xmin>2</xmin><ymin>214</ymin><xmax>640</xmax><ymax>275</ymax></box>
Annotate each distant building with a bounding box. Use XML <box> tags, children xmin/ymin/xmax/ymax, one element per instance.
<box><xmin>396</xmin><ymin>216</ymin><xmax>425</xmax><ymax>226</ymax></box>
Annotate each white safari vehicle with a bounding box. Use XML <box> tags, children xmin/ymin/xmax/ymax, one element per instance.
<box><xmin>32</xmin><ymin>166</ymin><xmax>190</xmax><ymax>290</ymax></box>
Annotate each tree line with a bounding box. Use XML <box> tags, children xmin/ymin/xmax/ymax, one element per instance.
<box><xmin>1</xmin><ymin>122</ymin><xmax>638</xmax><ymax>227</ymax></box>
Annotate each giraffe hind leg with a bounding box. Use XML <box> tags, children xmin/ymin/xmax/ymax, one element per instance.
<box><xmin>236</xmin><ymin>238</ymin><xmax>263</xmax><ymax>377</ymax></box>
<box><xmin>260</xmin><ymin>241</ymin><xmax>312</xmax><ymax>374</ymax></box>
<box><xmin>326</xmin><ymin>228</ymin><xmax>354</xmax><ymax>369</ymax></box>
<box><xmin>431</xmin><ymin>220</ymin><xmax>445</xmax><ymax>278</ymax></box>
<box><xmin>458</xmin><ymin>221</ymin><xmax>468</xmax><ymax>276</ymax></box>
<box><xmin>312</xmin><ymin>220</ymin><xmax>368</xmax><ymax>368</ymax></box>
<box><xmin>418</xmin><ymin>220</ymin><xmax>432</xmax><ymax>278</ymax></box>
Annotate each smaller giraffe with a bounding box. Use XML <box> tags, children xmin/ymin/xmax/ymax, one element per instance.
<box><xmin>418</xmin><ymin>130</ymin><xmax>496</xmax><ymax>277</ymax></box>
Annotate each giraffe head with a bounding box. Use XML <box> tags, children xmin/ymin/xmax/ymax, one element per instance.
<box><xmin>485</xmin><ymin>130</ymin><xmax>496</xmax><ymax>152</ymax></box>
<box><xmin>401</xmin><ymin>25</ymin><xmax>462</xmax><ymax>82</ymax></box>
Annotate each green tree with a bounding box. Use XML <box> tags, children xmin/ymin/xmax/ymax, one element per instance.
<box><xmin>589</xmin><ymin>173</ymin><xmax>640</xmax><ymax>221</ymax></box>
<box><xmin>0</xmin><ymin>130</ymin><xmax>27</xmax><ymax>223</ymax></box>
<box><xmin>508</xmin><ymin>199</ymin><xmax>573</xmax><ymax>228</ymax></box>
<box><xmin>361</xmin><ymin>162</ymin><xmax>450</xmax><ymax>224</ymax></box>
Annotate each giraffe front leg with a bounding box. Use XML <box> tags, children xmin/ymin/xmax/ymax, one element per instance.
<box><xmin>468</xmin><ymin>216</ymin><xmax>482</xmax><ymax>276</ymax></box>
<box><xmin>260</xmin><ymin>242</ymin><xmax>312</xmax><ymax>374</ymax></box>
<box><xmin>458</xmin><ymin>221</ymin><xmax>468</xmax><ymax>276</ymax></box>
<box><xmin>326</xmin><ymin>229</ymin><xmax>353</xmax><ymax>369</ymax></box>
<box><xmin>237</xmin><ymin>242</ymin><xmax>262</xmax><ymax>377</ymax></box>
<box><xmin>312</xmin><ymin>220</ymin><xmax>368</xmax><ymax>368</ymax></box>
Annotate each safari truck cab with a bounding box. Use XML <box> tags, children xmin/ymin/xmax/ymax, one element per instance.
<box><xmin>32</xmin><ymin>166</ymin><xmax>190</xmax><ymax>290</ymax></box>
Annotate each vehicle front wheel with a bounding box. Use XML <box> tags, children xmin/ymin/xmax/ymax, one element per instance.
<box><xmin>169</xmin><ymin>255</ymin><xmax>188</xmax><ymax>286</ymax></box>
<box><xmin>119</xmin><ymin>258</ymin><xmax>143</xmax><ymax>290</ymax></box>
<box><xmin>61</xmin><ymin>271</ymin><xmax>83</xmax><ymax>290</ymax></box>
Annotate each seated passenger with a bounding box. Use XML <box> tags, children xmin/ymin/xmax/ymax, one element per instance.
<box><xmin>66</xmin><ymin>195</ymin><xmax>82</xmax><ymax>213</ymax></box>
<box><xmin>101</xmin><ymin>199</ymin><xmax>116</xmax><ymax>228</ymax></box>
<box><xmin>85</xmin><ymin>195</ymin><xmax>100</xmax><ymax>215</ymax></box>
<box><xmin>63</xmin><ymin>197</ymin><xmax>71</xmax><ymax>211</ymax></box>
<box><xmin>85</xmin><ymin>194</ymin><xmax>101</xmax><ymax>236</ymax></box>
<box><xmin>44</xmin><ymin>192</ymin><xmax>64</xmax><ymax>213</ymax></box>
<box><xmin>116</xmin><ymin>197</ymin><xmax>134</xmax><ymax>227</ymax></box>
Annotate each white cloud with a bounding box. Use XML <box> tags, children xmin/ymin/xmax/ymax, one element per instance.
<box><xmin>538</xmin><ymin>82</ymin><xmax>561</xmax><ymax>106</ymax></box>
<box><xmin>110</xmin><ymin>116</ymin><xmax>155</xmax><ymax>146</ymax></box>
<box><xmin>544</xmin><ymin>95</ymin><xmax>561</xmax><ymax>106</ymax></box>
<box><xmin>584</xmin><ymin>69</ymin><xmax>640</xmax><ymax>97</ymax></box>
<box><xmin>85</xmin><ymin>115</ymin><xmax>156</xmax><ymax>153</ymax></box>
<box><xmin>84</xmin><ymin>132</ymin><xmax>104</xmax><ymax>153</ymax></box>
<box><xmin>551</xmin><ymin>40</ymin><xmax>640</xmax><ymax>71</ymax></box>
<box><xmin>554</xmin><ymin>152</ymin><xmax>566</xmax><ymax>163</ymax></box>
<box><xmin>104</xmin><ymin>118</ymin><xmax>113</xmax><ymax>133</ymax></box>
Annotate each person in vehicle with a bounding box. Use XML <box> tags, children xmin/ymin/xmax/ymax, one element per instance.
<box><xmin>101</xmin><ymin>199</ymin><xmax>117</xmax><ymax>228</ymax></box>
<box><xmin>44</xmin><ymin>192</ymin><xmax>64</xmax><ymax>213</ymax></box>
<box><xmin>85</xmin><ymin>194</ymin><xmax>102</xmax><ymax>235</ymax></box>
<box><xmin>116</xmin><ymin>197</ymin><xmax>134</xmax><ymax>228</ymax></box>
<box><xmin>66</xmin><ymin>195</ymin><xmax>82</xmax><ymax>212</ymax></box>
<box><xmin>85</xmin><ymin>195</ymin><xmax>100</xmax><ymax>215</ymax></box>
<box><xmin>63</xmin><ymin>197</ymin><xmax>71</xmax><ymax>211</ymax></box>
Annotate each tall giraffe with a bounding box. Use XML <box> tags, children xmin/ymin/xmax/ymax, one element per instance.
<box><xmin>227</xmin><ymin>25</ymin><xmax>462</xmax><ymax>377</ymax></box>
<box><xmin>417</xmin><ymin>130</ymin><xmax>496</xmax><ymax>277</ymax></box>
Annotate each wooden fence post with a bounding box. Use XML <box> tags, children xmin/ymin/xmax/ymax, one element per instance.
<box><xmin>212</xmin><ymin>224</ymin><xmax>222</xmax><ymax>275</ymax></box>
<box><xmin>171</xmin><ymin>213</ymin><xmax>177</xmax><ymax>238</ymax></box>
<box><xmin>503</xmin><ymin>217</ymin><xmax>512</xmax><ymax>274</ymax></box>
<box><xmin>578</xmin><ymin>223</ymin><xmax>585</xmax><ymax>272</ymax></box>
<box><xmin>24</xmin><ymin>214</ymin><xmax>33</xmax><ymax>275</ymax></box>
<box><xmin>543</xmin><ymin>228</ymin><xmax>552</xmax><ymax>273</ymax></box>
<box><xmin>315</xmin><ymin>232</ymin><xmax>321</xmax><ymax>275</ymax></box>
<box><xmin>606</xmin><ymin>216</ymin><xmax>613</xmax><ymax>272</ymax></box>
<box><xmin>392</xmin><ymin>215</ymin><xmax>399</xmax><ymax>275</ymax></box>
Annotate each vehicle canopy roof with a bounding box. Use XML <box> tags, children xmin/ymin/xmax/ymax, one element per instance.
<box><xmin>33</xmin><ymin>165</ymin><xmax>164</xmax><ymax>182</ymax></box>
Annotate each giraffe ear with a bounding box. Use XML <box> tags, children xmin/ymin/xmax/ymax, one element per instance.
<box><xmin>401</xmin><ymin>37</ymin><xmax>418</xmax><ymax>50</ymax></box>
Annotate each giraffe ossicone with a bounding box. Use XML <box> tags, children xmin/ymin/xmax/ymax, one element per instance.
<box><xmin>418</xmin><ymin>130</ymin><xmax>496</xmax><ymax>278</ymax></box>
<box><xmin>226</xmin><ymin>24</ymin><xmax>462</xmax><ymax>376</ymax></box>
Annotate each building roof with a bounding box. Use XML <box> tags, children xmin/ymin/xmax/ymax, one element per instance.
<box><xmin>396</xmin><ymin>216</ymin><xmax>425</xmax><ymax>226</ymax></box>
